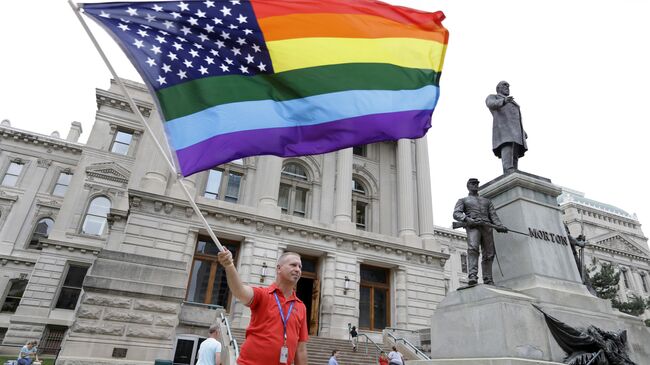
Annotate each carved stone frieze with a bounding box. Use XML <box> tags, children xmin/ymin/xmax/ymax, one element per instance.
<box><xmin>96</xmin><ymin>94</ymin><xmax>152</xmax><ymax>117</ymax></box>
<box><xmin>0</xmin><ymin>190</ymin><xmax>19</xmax><ymax>201</ymax></box>
<box><xmin>37</xmin><ymin>158</ymin><xmax>52</xmax><ymax>168</ymax></box>
<box><xmin>86</xmin><ymin>162</ymin><xmax>130</xmax><ymax>185</ymax></box>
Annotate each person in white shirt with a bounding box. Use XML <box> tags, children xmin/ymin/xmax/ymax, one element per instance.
<box><xmin>387</xmin><ymin>346</ymin><xmax>404</xmax><ymax>365</ymax></box>
<box><xmin>328</xmin><ymin>350</ymin><xmax>339</xmax><ymax>365</ymax></box>
<box><xmin>196</xmin><ymin>324</ymin><xmax>222</xmax><ymax>365</ymax></box>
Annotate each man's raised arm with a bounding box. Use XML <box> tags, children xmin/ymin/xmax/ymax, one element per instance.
<box><xmin>217</xmin><ymin>249</ymin><xmax>254</xmax><ymax>305</ymax></box>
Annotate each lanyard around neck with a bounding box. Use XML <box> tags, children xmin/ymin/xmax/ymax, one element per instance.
<box><xmin>273</xmin><ymin>292</ymin><xmax>295</xmax><ymax>344</ymax></box>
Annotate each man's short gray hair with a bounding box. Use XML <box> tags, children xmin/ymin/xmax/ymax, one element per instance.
<box><xmin>277</xmin><ymin>251</ymin><xmax>301</xmax><ymax>265</ymax></box>
<box><xmin>208</xmin><ymin>324</ymin><xmax>220</xmax><ymax>334</ymax></box>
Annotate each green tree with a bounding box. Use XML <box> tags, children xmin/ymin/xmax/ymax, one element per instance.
<box><xmin>612</xmin><ymin>294</ymin><xmax>648</xmax><ymax>316</ymax></box>
<box><xmin>587</xmin><ymin>262</ymin><xmax>620</xmax><ymax>300</ymax></box>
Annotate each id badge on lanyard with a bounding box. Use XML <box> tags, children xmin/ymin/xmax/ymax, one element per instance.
<box><xmin>274</xmin><ymin>292</ymin><xmax>294</xmax><ymax>364</ymax></box>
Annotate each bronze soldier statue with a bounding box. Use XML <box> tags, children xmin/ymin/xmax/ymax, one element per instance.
<box><xmin>486</xmin><ymin>81</ymin><xmax>528</xmax><ymax>174</ymax></box>
<box><xmin>453</xmin><ymin>178</ymin><xmax>508</xmax><ymax>285</ymax></box>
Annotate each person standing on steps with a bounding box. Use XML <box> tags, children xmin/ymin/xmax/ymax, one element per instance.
<box><xmin>328</xmin><ymin>350</ymin><xmax>340</xmax><ymax>365</ymax></box>
<box><xmin>196</xmin><ymin>324</ymin><xmax>222</xmax><ymax>365</ymax></box>
<box><xmin>349</xmin><ymin>325</ymin><xmax>358</xmax><ymax>351</ymax></box>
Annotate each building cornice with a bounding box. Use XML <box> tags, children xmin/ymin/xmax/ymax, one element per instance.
<box><xmin>0</xmin><ymin>126</ymin><xmax>83</xmax><ymax>154</ymax></box>
<box><xmin>128</xmin><ymin>189</ymin><xmax>449</xmax><ymax>266</ymax></box>
<box><xmin>433</xmin><ymin>226</ymin><xmax>467</xmax><ymax>241</ymax></box>
<box><xmin>590</xmin><ymin>243</ymin><xmax>650</xmax><ymax>263</ymax></box>
<box><xmin>562</xmin><ymin>202</ymin><xmax>639</xmax><ymax>225</ymax></box>
<box><xmin>0</xmin><ymin>254</ymin><xmax>36</xmax><ymax>266</ymax></box>
<box><xmin>39</xmin><ymin>238</ymin><xmax>102</xmax><ymax>256</ymax></box>
<box><xmin>96</xmin><ymin>89</ymin><xmax>154</xmax><ymax>118</ymax></box>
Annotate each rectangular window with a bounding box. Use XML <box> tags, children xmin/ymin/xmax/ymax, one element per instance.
<box><xmin>278</xmin><ymin>184</ymin><xmax>291</xmax><ymax>213</ymax></box>
<box><xmin>224</xmin><ymin>172</ymin><xmax>242</xmax><ymax>202</ymax></box>
<box><xmin>55</xmin><ymin>265</ymin><xmax>89</xmax><ymax>310</ymax></box>
<box><xmin>52</xmin><ymin>172</ymin><xmax>72</xmax><ymax>197</ymax></box>
<box><xmin>40</xmin><ymin>325</ymin><xmax>67</xmax><ymax>355</ymax></box>
<box><xmin>359</xmin><ymin>265</ymin><xmax>390</xmax><ymax>331</ymax></box>
<box><xmin>293</xmin><ymin>187</ymin><xmax>307</xmax><ymax>217</ymax></box>
<box><xmin>642</xmin><ymin>275</ymin><xmax>648</xmax><ymax>293</ymax></box>
<box><xmin>353</xmin><ymin>145</ymin><xmax>367</xmax><ymax>157</ymax></box>
<box><xmin>204</xmin><ymin>169</ymin><xmax>223</xmax><ymax>199</ymax></box>
<box><xmin>461</xmin><ymin>253</ymin><xmax>468</xmax><ymax>274</ymax></box>
<box><xmin>2</xmin><ymin>162</ymin><xmax>24</xmax><ymax>187</ymax></box>
<box><xmin>186</xmin><ymin>237</ymin><xmax>239</xmax><ymax>308</ymax></box>
<box><xmin>1</xmin><ymin>279</ymin><xmax>28</xmax><ymax>313</ymax></box>
<box><xmin>0</xmin><ymin>328</ymin><xmax>6</xmax><ymax>343</ymax></box>
<box><xmin>204</xmin><ymin>169</ymin><xmax>242</xmax><ymax>203</ymax></box>
<box><xmin>110</xmin><ymin>130</ymin><xmax>133</xmax><ymax>155</ymax></box>
<box><xmin>355</xmin><ymin>201</ymin><xmax>367</xmax><ymax>230</ymax></box>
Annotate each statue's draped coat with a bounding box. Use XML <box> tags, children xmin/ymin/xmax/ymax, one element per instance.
<box><xmin>486</xmin><ymin>94</ymin><xmax>528</xmax><ymax>157</ymax></box>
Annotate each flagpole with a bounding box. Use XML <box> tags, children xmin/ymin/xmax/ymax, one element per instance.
<box><xmin>69</xmin><ymin>0</ymin><xmax>225</xmax><ymax>252</ymax></box>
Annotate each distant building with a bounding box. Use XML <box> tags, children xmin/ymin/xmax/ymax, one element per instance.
<box><xmin>559</xmin><ymin>188</ymin><xmax>650</xmax><ymax>317</ymax></box>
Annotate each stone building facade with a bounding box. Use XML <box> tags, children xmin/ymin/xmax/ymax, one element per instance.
<box><xmin>559</xmin><ymin>188</ymin><xmax>650</xmax><ymax>318</ymax></box>
<box><xmin>1</xmin><ymin>79</ymin><xmax>646</xmax><ymax>363</ymax></box>
<box><xmin>0</xmin><ymin>79</ymin><xmax>460</xmax><ymax>364</ymax></box>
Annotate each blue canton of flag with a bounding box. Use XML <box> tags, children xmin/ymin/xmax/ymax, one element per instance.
<box><xmin>82</xmin><ymin>0</ymin><xmax>274</xmax><ymax>90</ymax></box>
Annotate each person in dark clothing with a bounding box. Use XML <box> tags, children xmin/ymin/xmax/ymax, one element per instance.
<box><xmin>350</xmin><ymin>325</ymin><xmax>358</xmax><ymax>351</ymax></box>
<box><xmin>486</xmin><ymin>81</ymin><xmax>528</xmax><ymax>174</ymax></box>
<box><xmin>453</xmin><ymin>178</ymin><xmax>508</xmax><ymax>285</ymax></box>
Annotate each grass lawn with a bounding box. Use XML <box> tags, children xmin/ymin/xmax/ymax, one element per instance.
<box><xmin>0</xmin><ymin>356</ymin><xmax>55</xmax><ymax>365</ymax></box>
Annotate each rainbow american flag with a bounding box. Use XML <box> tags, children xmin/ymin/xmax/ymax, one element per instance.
<box><xmin>83</xmin><ymin>0</ymin><xmax>448</xmax><ymax>176</ymax></box>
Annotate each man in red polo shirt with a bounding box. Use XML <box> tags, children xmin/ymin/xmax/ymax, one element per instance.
<box><xmin>217</xmin><ymin>250</ymin><xmax>308</xmax><ymax>365</ymax></box>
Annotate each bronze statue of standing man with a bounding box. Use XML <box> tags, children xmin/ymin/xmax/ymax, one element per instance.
<box><xmin>453</xmin><ymin>178</ymin><xmax>508</xmax><ymax>286</ymax></box>
<box><xmin>486</xmin><ymin>81</ymin><xmax>527</xmax><ymax>174</ymax></box>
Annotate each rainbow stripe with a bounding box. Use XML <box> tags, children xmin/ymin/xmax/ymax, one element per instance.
<box><xmin>84</xmin><ymin>0</ymin><xmax>448</xmax><ymax>176</ymax></box>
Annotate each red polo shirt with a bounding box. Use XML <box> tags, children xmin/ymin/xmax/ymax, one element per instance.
<box><xmin>237</xmin><ymin>283</ymin><xmax>309</xmax><ymax>365</ymax></box>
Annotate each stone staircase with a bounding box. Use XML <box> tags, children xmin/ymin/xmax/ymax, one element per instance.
<box><xmin>230</xmin><ymin>328</ymin><xmax>383</xmax><ymax>365</ymax></box>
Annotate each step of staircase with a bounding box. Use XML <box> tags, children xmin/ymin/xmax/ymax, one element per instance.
<box><xmin>230</xmin><ymin>328</ymin><xmax>383</xmax><ymax>365</ymax></box>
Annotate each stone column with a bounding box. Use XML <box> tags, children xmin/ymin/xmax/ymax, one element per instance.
<box><xmin>639</xmin><ymin>271</ymin><xmax>649</xmax><ymax>294</ymax></box>
<box><xmin>396</xmin><ymin>139</ymin><xmax>416</xmax><ymax>237</ymax></box>
<box><xmin>319</xmin><ymin>254</ymin><xmax>337</xmax><ymax>337</ymax></box>
<box><xmin>255</xmin><ymin>156</ymin><xmax>283</xmax><ymax>217</ymax></box>
<box><xmin>333</xmin><ymin>148</ymin><xmax>353</xmax><ymax>229</ymax></box>
<box><xmin>395</xmin><ymin>267</ymin><xmax>409</xmax><ymax>328</ymax></box>
<box><xmin>66</xmin><ymin>121</ymin><xmax>83</xmax><ymax>142</ymax></box>
<box><xmin>136</xmin><ymin>127</ymin><xmax>169</xmax><ymax>195</ymax></box>
<box><xmin>231</xmin><ymin>237</ymin><xmax>255</xmax><ymax>327</ymax></box>
<box><xmin>415</xmin><ymin>136</ymin><xmax>435</xmax><ymax>239</ymax></box>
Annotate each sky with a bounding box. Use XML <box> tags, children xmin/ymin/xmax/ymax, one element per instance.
<box><xmin>1</xmin><ymin>0</ymin><xmax>649</xmax><ymax>232</ymax></box>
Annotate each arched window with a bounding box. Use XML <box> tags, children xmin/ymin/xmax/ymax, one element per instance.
<box><xmin>352</xmin><ymin>177</ymin><xmax>370</xmax><ymax>230</ymax></box>
<box><xmin>82</xmin><ymin>196</ymin><xmax>111</xmax><ymax>235</ymax></box>
<box><xmin>278</xmin><ymin>162</ymin><xmax>310</xmax><ymax>217</ymax></box>
<box><xmin>29</xmin><ymin>217</ymin><xmax>54</xmax><ymax>249</ymax></box>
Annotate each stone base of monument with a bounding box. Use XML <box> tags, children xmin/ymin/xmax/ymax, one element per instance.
<box><xmin>416</xmin><ymin>172</ymin><xmax>650</xmax><ymax>364</ymax></box>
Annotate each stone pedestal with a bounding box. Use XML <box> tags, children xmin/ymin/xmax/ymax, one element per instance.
<box><xmin>423</xmin><ymin>172</ymin><xmax>650</xmax><ymax>365</ymax></box>
<box><xmin>481</xmin><ymin>172</ymin><xmax>582</xmax><ymax>292</ymax></box>
<box><xmin>56</xmin><ymin>250</ymin><xmax>187</xmax><ymax>365</ymax></box>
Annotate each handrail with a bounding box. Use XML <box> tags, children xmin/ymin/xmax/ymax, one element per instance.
<box><xmin>385</xmin><ymin>326</ymin><xmax>422</xmax><ymax>334</ymax></box>
<box><xmin>347</xmin><ymin>323</ymin><xmax>383</xmax><ymax>357</ymax></box>
<box><xmin>386</xmin><ymin>332</ymin><xmax>430</xmax><ymax>360</ymax></box>
<box><xmin>220</xmin><ymin>312</ymin><xmax>240</xmax><ymax>359</ymax></box>
<box><xmin>183</xmin><ymin>301</ymin><xmax>223</xmax><ymax>310</ymax></box>
<box><xmin>357</xmin><ymin>333</ymin><xmax>384</xmax><ymax>356</ymax></box>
